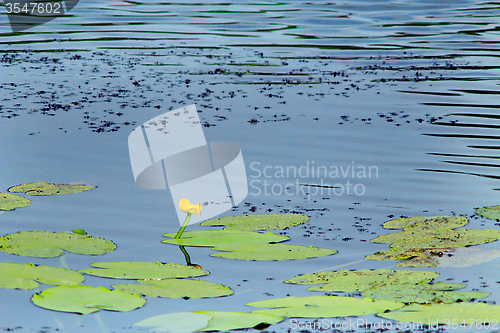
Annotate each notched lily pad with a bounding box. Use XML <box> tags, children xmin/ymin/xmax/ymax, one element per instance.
<box><xmin>211</xmin><ymin>244</ymin><xmax>337</xmax><ymax>261</ymax></box>
<box><xmin>113</xmin><ymin>279</ymin><xmax>233</xmax><ymax>299</ymax></box>
<box><xmin>80</xmin><ymin>262</ymin><xmax>209</xmax><ymax>280</ymax></box>
<box><xmin>195</xmin><ymin>311</ymin><xmax>283</xmax><ymax>331</ymax></box>
<box><xmin>31</xmin><ymin>285</ymin><xmax>146</xmax><ymax>314</ymax></box>
<box><xmin>383</xmin><ymin>216</ymin><xmax>468</xmax><ymax>231</ymax></box>
<box><xmin>0</xmin><ymin>262</ymin><xmax>84</xmax><ymax>290</ymax></box>
<box><xmin>285</xmin><ymin>269</ymin><xmax>439</xmax><ymax>292</ymax></box>
<box><xmin>378</xmin><ymin>303</ymin><xmax>500</xmax><ymax>324</ymax></box>
<box><xmin>476</xmin><ymin>205</ymin><xmax>500</xmax><ymax>221</ymax></box>
<box><xmin>0</xmin><ymin>231</ymin><xmax>116</xmax><ymax>258</ymax></box>
<box><xmin>0</xmin><ymin>193</ymin><xmax>31</xmax><ymax>211</ymax></box>
<box><xmin>162</xmin><ymin>230</ymin><xmax>289</xmax><ymax>247</ymax></box>
<box><xmin>248</xmin><ymin>296</ymin><xmax>404</xmax><ymax>318</ymax></box>
<box><xmin>8</xmin><ymin>181</ymin><xmax>97</xmax><ymax>196</ymax></box>
<box><xmin>200</xmin><ymin>213</ymin><xmax>309</xmax><ymax>231</ymax></box>
<box><xmin>362</xmin><ymin>282</ymin><xmax>489</xmax><ymax>304</ymax></box>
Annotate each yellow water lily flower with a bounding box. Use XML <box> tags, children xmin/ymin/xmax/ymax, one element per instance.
<box><xmin>179</xmin><ymin>198</ymin><xmax>202</xmax><ymax>215</ymax></box>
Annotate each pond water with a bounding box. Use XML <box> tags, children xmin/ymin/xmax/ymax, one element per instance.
<box><xmin>1</xmin><ymin>0</ymin><xmax>499</xmax><ymax>332</ymax></box>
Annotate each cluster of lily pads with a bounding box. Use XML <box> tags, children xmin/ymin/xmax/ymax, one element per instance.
<box><xmin>365</xmin><ymin>214</ymin><xmax>500</xmax><ymax>267</ymax></box>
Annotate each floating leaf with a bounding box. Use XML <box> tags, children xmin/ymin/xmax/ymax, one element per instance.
<box><xmin>135</xmin><ymin>312</ymin><xmax>212</xmax><ymax>333</ymax></box>
<box><xmin>476</xmin><ymin>205</ymin><xmax>500</xmax><ymax>221</ymax></box>
<box><xmin>366</xmin><ymin>249</ymin><xmax>446</xmax><ymax>267</ymax></box>
<box><xmin>378</xmin><ymin>303</ymin><xmax>500</xmax><ymax>323</ymax></box>
<box><xmin>80</xmin><ymin>262</ymin><xmax>209</xmax><ymax>280</ymax></box>
<box><xmin>162</xmin><ymin>230</ymin><xmax>289</xmax><ymax>247</ymax></box>
<box><xmin>200</xmin><ymin>213</ymin><xmax>309</xmax><ymax>231</ymax></box>
<box><xmin>135</xmin><ymin>311</ymin><xmax>283</xmax><ymax>333</ymax></box>
<box><xmin>195</xmin><ymin>311</ymin><xmax>283</xmax><ymax>331</ymax></box>
<box><xmin>72</xmin><ymin>229</ymin><xmax>87</xmax><ymax>235</ymax></box>
<box><xmin>113</xmin><ymin>279</ymin><xmax>233</xmax><ymax>299</ymax></box>
<box><xmin>31</xmin><ymin>285</ymin><xmax>146</xmax><ymax>314</ymax></box>
<box><xmin>285</xmin><ymin>269</ymin><xmax>439</xmax><ymax>292</ymax></box>
<box><xmin>383</xmin><ymin>216</ymin><xmax>468</xmax><ymax>231</ymax></box>
<box><xmin>372</xmin><ymin>228</ymin><xmax>500</xmax><ymax>250</ymax></box>
<box><xmin>362</xmin><ymin>282</ymin><xmax>489</xmax><ymax>304</ymax></box>
<box><xmin>0</xmin><ymin>262</ymin><xmax>84</xmax><ymax>290</ymax></box>
<box><xmin>438</xmin><ymin>248</ymin><xmax>500</xmax><ymax>268</ymax></box>
<box><xmin>0</xmin><ymin>193</ymin><xmax>31</xmax><ymax>211</ymax></box>
<box><xmin>211</xmin><ymin>244</ymin><xmax>337</xmax><ymax>261</ymax></box>
<box><xmin>248</xmin><ymin>296</ymin><xmax>404</xmax><ymax>318</ymax></box>
<box><xmin>8</xmin><ymin>181</ymin><xmax>96</xmax><ymax>196</ymax></box>
<box><xmin>0</xmin><ymin>231</ymin><xmax>116</xmax><ymax>258</ymax></box>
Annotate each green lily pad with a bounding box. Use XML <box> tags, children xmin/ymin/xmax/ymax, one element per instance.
<box><xmin>0</xmin><ymin>231</ymin><xmax>116</xmax><ymax>258</ymax></box>
<box><xmin>162</xmin><ymin>230</ymin><xmax>289</xmax><ymax>247</ymax></box>
<box><xmin>31</xmin><ymin>285</ymin><xmax>146</xmax><ymax>314</ymax></box>
<box><xmin>438</xmin><ymin>248</ymin><xmax>500</xmax><ymax>268</ymax></box>
<box><xmin>378</xmin><ymin>303</ymin><xmax>500</xmax><ymax>324</ymax></box>
<box><xmin>0</xmin><ymin>262</ymin><xmax>84</xmax><ymax>290</ymax></box>
<box><xmin>200</xmin><ymin>213</ymin><xmax>309</xmax><ymax>231</ymax></box>
<box><xmin>80</xmin><ymin>262</ymin><xmax>209</xmax><ymax>279</ymax></box>
<box><xmin>135</xmin><ymin>312</ymin><xmax>212</xmax><ymax>333</ymax></box>
<box><xmin>113</xmin><ymin>279</ymin><xmax>233</xmax><ymax>299</ymax></box>
<box><xmin>8</xmin><ymin>181</ymin><xmax>96</xmax><ymax>196</ymax></box>
<box><xmin>134</xmin><ymin>311</ymin><xmax>283</xmax><ymax>332</ymax></box>
<box><xmin>362</xmin><ymin>282</ymin><xmax>489</xmax><ymax>304</ymax></box>
<box><xmin>372</xmin><ymin>228</ymin><xmax>500</xmax><ymax>250</ymax></box>
<box><xmin>477</xmin><ymin>205</ymin><xmax>500</xmax><ymax>221</ymax></box>
<box><xmin>0</xmin><ymin>193</ymin><xmax>31</xmax><ymax>211</ymax></box>
<box><xmin>383</xmin><ymin>216</ymin><xmax>468</xmax><ymax>231</ymax></box>
<box><xmin>195</xmin><ymin>311</ymin><xmax>283</xmax><ymax>331</ymax></box>
<box><xmin>365</xmin><ymin>249</ymin><xmax>447</xmax><ymax>267</ymax></box>
<box><xmin>210</xmin><ymin>244</ymin><xmax>337</xmax><ymax>261</ymax></box>
<box><xmin>285</xmin><ymin>269</ymin><xmax>439</xmax><ymax>292</ymax></box>
<box><xmin>248</xmin><ymin>296</ymin><xmax>404</xmax><ymax>318</ymax></box>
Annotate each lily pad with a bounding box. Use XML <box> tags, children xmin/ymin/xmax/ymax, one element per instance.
<box><xmin>31</xmin><ymin>285</ymin><xmax>146</xmax><ymax>314</ymax></box>
<box><xmin>0</xmin><ymin>262</ymin><xmax>84</xmax><ymax>290</ymax></box>
<box><xmin>476</xmin><ymin>205</ymin><xmax>500</xmax><ymax>221</ymax></box>
<box><xmin>0</xmin><ymin>231</ymin><xmax>116</xmax><ymax>258</ymax></box>
<box><xmin>135</xmin><ymin>311</ymin><xmax>283</xmax><ymax>333</ymax></box>
<box><xmin>211</xmin><ymin>244</ymin><xmax>337</xmax><ymax>261</ymax></box>
<box><xmin>162</xmin><ymin>230</ymin><xmax>289</xmax><ymax>247</ymax></box>
<box><xmin>361</xmin><ymin>282</ymin><xmax>489</xmax><ymax>304</ymax></box>
<box><xmin>195</xmin><ymin>311</ymin><xmax>283</xmax><ymax>331</ymax></box>
<box><xmin>383</xmin><ymin>216</ymin><xmax>468</xmax><ymax>231</ymax></box>
<box><xmin>365</xmin><ymin>249</ymin><xmax>446</xmax><ymax>267</ymax></box>
<box><xmin>285</xmin><ymin>269</ymin><xmax>439</xmax><ymax>292</ymax></box>
<box><xmin>200</xmin><ymin>213</ymin><xmax>309</xmax><ymax>231</ymax></box>
<box><xmin>8</xmin><ymin>181</ymin><xmax>96</xmax><ymax>196</ymax></box>
<box><xmin>438</xmin><ymin>248</ymin><xmax>500</xmax><ymax>268</ymax></box>
<box><xmin>80</xmin><ymin>262</ymin><xmax>209</xmax><ymax>279</ymax></box>
<box><xmin>0</xmin><ymin>193</ymin><xmax>31</xmax><ymax>211</ymax></box>
<box><xmin>378</xmin><ymin>302</ymin><xmax>500</xmax><ymax>324</ymax></box>
<box><xmin>248</xmin><ymin>296</ymin><xmax>404</xmax><ymax>318</ymax></box>
<box><xmin>113</xmin><ymin>279</ymin><xmax>233</xmax><ymax>299</ymax></box>
<box><xmin>135</xmin><ymin>312</ymin><xmax>212</xmax><ymax>333</ymax></box>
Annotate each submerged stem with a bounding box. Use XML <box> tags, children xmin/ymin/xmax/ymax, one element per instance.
<box><xmin>174</xmin><ymin>213</ymin><xmax>192</xmax><ymax>239</ymax></box>
<box><xmin>179</xmin><ymin>246</ymin><xmax>192</xmax><ymax>265</ymax></box>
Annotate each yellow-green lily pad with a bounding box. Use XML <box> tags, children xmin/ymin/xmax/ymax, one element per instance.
<box><xmin>285</xmin><ymin>269</ymin><xmax>439</xmax><ymax>292</ymax></box>
<box><xmin>0</xmin><ymin>262</ymin><xmax>84</xmax><ymax>290</ymax></box>
<box><xmin>362</xmin><ymin>281</ymin><xmax>489</xmax><ymax>304</ymax></box>
<box><xmin>0</xmin><ymin>231</ymin><xmax>116</xmax><ymax>258</ymax></box>
<box><xmin>162</xmin><ymin>230</ymin><xmax>289</xmax><ymax>247</ymax></box>
<box><xmin>248</xmin><ymin>296</ymin><xmax>404</xmax><ymax>318</ymax></box>
<box><xmin>365</xmin><ymin>249</ymin><xmax>447</xmax><ymax>267</ymax></box>
<box><xmin>31</xmin><ymin>285</ymin><xmax>146</xmax><ymax>314</ymax></box>
<box><xmin>135</xmin><ymin>312</ymin><xmax>212</xmax><ymax>333</ymax></box>
<box><xmin>200</xmin><ymin>213</ymin><xmax>309</xmax><ymax>231</ymax></box>
<box><xmin>80</xmin><ymin>262</ymin><xmax>209</xmax><ymax>279</ymax></box>
<box><xmin>0</xmin><ymin>193</ymin><xmax>31</xmax><ymax>211</ymax></box>
<box><xmin>210</xmin><ymin>244</ymin><xmax>337</xmax><ymax>261</ymax></box>
<box><xmin>8</xmin><ymin>181</ymin><xmax>96</xmax><ymax>196</ymax></box>
<box><xmin>477</xmin><ymin>205</ymin><xmax>500</xmax><ymax>221</ymax></box>
<box><xmin>377</xmin><ymin>303</ymin><xmax>500</xmax><ymax>324</ymax></box>
<box><xmin>195</xmin><ymin>311</ymin><xmax>283</xmax><ymax>331</ymax></box>
<box><xmin>383</xmin><ymin>216</ymin><xmax>468</xmax><ymax>231</ymax></box>
<box><xmin>113</xmin><ymin>279</ymin><xmax>232</xmax><ymax>299</ymax></box>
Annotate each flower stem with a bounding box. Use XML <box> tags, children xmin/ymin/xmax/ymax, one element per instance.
<box><xmin>179</xmin><ymin>246</ymin><xmax>192</xmax><ymax>265</ymax></box>
<box><xmin>175</xmin><ymin>213</ymin><xmax>192</xmax><ymax>239</ymax></box>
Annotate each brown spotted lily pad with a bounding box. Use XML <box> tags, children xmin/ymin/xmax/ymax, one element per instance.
<box><xmin>8</xmin><ymin>181</ymin><xmax>96</xmax><ymax>196</ymax></box>
<box><xmin>0</xmin><ymin>193</ymin><xmax>31</xmax><ymax>211</ymax></box>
